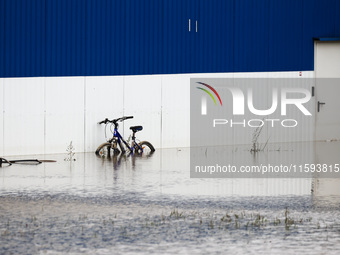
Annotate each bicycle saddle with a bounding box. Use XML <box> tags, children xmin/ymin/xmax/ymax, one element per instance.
<box><xmin>130</xmin><ymin>126</ymin><xmax>143</xmax><ymax>132</ymax></box>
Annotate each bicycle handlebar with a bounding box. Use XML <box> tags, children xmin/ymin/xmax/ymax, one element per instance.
<box><xmin>98</xmin><ymin>118</ymin><xmax>109</xmax><ymax>124</ymax></box>
<box><xmin>98</xmin><ymin>116</ymin><xmax>133</xmax><ymax>125</ymax></box>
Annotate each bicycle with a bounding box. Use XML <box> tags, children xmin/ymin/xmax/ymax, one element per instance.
<box><xmin>95</xmin><ymin>116</ymin><xmax>155</xmax><ymax>157</ymax></box>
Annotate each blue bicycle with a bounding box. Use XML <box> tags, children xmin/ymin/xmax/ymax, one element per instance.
<box><xmin>96</xmin><ymin>116</ymin><xmax>155</xmax><ymax>157</ymax></box>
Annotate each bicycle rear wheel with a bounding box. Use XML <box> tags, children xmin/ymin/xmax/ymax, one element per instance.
<box><xmin>136</xmin><ymin>141</ymin><xmax>155</xmax><ymax>156</ymax></box>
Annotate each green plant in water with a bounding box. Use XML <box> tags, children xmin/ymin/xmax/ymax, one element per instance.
<box><xmin>209</xmin><ymin>220</ymin><xmax>214</xmax><ymax>229</ymax></box>
<box><xmin>284</xmin><ymin>207</ymin><xmax>295</xmax><ymax>230</ymax></box>
<box><xmin>170</xmin><ymin>209</ymin><xmax>184</xmax><ymax>219</ymax></box>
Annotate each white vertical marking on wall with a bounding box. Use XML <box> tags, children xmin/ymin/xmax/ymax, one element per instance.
<box><xmin>84</xmin><ymin>76</ymin><xmax>87</xmax><ymax>153</ymax></box>
<box><xmin>201</xmin><ymin>96</ymin><xmax>207</xmax><ymax>115</ymax></box>
<box><xmin>160</xmin><ymin>76</ymin><xmax>163</xmax><ymax>149</ymax></box>
<box><xmin>1</xmin><ymin>79</ymin><xmax>4</xmax><ymax>155</ymax></box>
<box><xmin>123</xmin><ymin>76</ymin><xmax>125</xmax><ymax>137</ymax></box>
<box><xmin>189</xmin><ymin>19</ymin><xmax>191</xmax><ymax>32</ymax></box>
<box><xmin>43</xmin><ymin>77</ymin><xmax>46</xmax><ymax>154</ymax></box>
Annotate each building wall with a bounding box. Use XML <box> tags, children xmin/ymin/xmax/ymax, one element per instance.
<box><xmin>0</xmin><ymin>0</ymin><xmax>339</xmax><ymax>155</ymax></box>
<box><xmin>1</xmin><ymin>0</ymin><xmax>340</xmax><ymax>78</ymax></box>
<box><xmin>0</xmin><ymin>71</ymin><xmax>313</xmax><ymax>156</ymax></box>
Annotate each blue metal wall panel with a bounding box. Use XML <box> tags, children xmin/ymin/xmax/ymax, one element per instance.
<box><xmin>0</xmin><ymin>0</ymin><xmax>340</xmax><ymax>77</ymax></box>
<box><xmin>46</xmin><ymin>0</ymin><xmax>85</xmax><ymax>76</ymax></box>
<box><xmin>302</xmin><ymin>0</ymin><xmax>337</xmax><ymax>71</ymax></box>
<box><xmin>234</xmin><ymin>0</ymin><xmax>271</xmax><ymax>72</ymax></box>
<box><xmin>198</xmin><ymin>0</ymin><xmax>234</xmax><ymax>73</ymax></box>
<box><xmin>269</xmin><ymin>0</ymin><xmax>303</xmax><ymax>72</ymax></box>
<box><xmin>0</xmin><ymin>0</ymin><xmax>4</xmax><ymax>76</ymax></box>
<box><xmin>337</xmin><ymin>0</ymin><xmax>340</xmax><ymax>35</ymax></box>
<box><xmin>162</xmin><ymin>0</ymin><xmax>191</xmax><ymax>74</ymax></box>
<box><xmin>4</xmin><ymin>0</ymin><xmax>46</xmax><ymax>77</ymax></box>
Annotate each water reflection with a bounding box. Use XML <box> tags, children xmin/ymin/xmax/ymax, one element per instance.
<box><xmin>1</xmin><ymin>142</ymin><xmax>340</xmax><ymax>254</ymax></box>
<box><xmin>97</xmin><ymin>151</ymin><xmax>156</xmax><ymax>170</ymax></box>
<box><xmin>0</xmin><ymin>142</ymin><xmax>340</xmax><ymax>201</ymax></box>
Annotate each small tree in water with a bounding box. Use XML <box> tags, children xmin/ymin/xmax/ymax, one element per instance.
<box><xmin>65</xmin><ymin>141</ymin><xmax>76</xmax><ymax>161</ymax></box>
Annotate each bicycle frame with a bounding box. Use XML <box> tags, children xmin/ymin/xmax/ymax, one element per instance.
<box><xmin>113</xmin><ymin>126</ymin><xmax>144</xmax><ymax>154</ymax></box>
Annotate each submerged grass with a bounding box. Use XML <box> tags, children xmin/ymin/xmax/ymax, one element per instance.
<box><xmin>0</xmin><ymin>208</ymin><xmax>327</xmax><ymax>238</ymax></box>
<box><xmin>0</xmin><ymin>206</ymin><xmax>338</xmax><ymax>254</ymax></box>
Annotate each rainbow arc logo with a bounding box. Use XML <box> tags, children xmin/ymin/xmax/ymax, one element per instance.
<box><xmin>196</xmin><ymin>82</ymin><xmax>222</xmax><ymax>115</ymax></box>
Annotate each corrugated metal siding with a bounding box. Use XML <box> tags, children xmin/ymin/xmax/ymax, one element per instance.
<box><xmin>0</xmin><ymin>0</ymin><xmax>340</xmax><ymax>78</ymax></box>
<box><xmin>0</xmin><ymin>0</ymin><xmax>4</xmax><ymax>76</ymax></box>
<box><xmin>198</xmin><ymin>0</ymin><xmax>234</xmax><ymax>73</ymax></box>
<box><xmin>3</xmin><ymin>0</ymin><xmax>46</xmax><ymax>77</ymax></box>
<box><xmin>269</xmin><ymin>0</ymin><xmax>303</xmax><ymax>72</ymax></box>
<box><xmin>337</xmin><ymin>0</ymin><xmax>340</xmax><ymax>35</ymax></box>
<box><xmin>234</xmin><ymin>0</ymin><xmax>270</xmax><ymax>72</ymax></box>
<box><xmin>302</xmin><ymin>0</ymin><xmax>338</xmax><ymax>71</ymax></box>
<box><xmin>46</xmin><ymin>0</ymin><xmax>85</xmax><ymax>76</ymax></box>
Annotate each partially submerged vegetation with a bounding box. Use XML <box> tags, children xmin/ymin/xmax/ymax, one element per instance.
<box><xmin>0</xmin><ymin>207</ymin><xmax>332</xmax><ymax>239</ymax></box>
<box><xmin>0</xmin><ymin>199</ymin><xmax>339</xmax><ymax>254</ymax></box>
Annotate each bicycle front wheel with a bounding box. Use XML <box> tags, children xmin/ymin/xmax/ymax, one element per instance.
<box><xmin>136</xmin><ymin>141</ymin><xmax>155</xmax><ymax>156</ymax></box>
<box><xmin>95</xmin><ymin>142</ymin><xmax>111</xmax><ymax>157</ymax></box>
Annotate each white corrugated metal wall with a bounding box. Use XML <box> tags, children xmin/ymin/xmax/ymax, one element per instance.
<box><xmin>0</xmin><ymin>71</ymin><xmax>314</xmax><ymax>156</ymax></box>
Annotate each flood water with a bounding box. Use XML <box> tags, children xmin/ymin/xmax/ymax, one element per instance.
<box><xmin>1</xmin><ymin>142</ymin><xmax>340</xmax><ymax>254</ymax></box>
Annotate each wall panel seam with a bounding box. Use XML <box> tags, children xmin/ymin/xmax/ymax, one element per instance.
<box><xmin>2</xmin><ymin>79</ymin><xmax>4</xmax><ymax>154</ymax></box>
<box><xmin>84</xmin><ymin>76</ymin><xmax>86</xmax><ymax>152</ymax></box>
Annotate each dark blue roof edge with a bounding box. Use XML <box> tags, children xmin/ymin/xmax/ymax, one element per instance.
<box><xmin>314</xmin><ymin>37</ymin><xmax>340</xmax><ymax>41</ymax></box>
